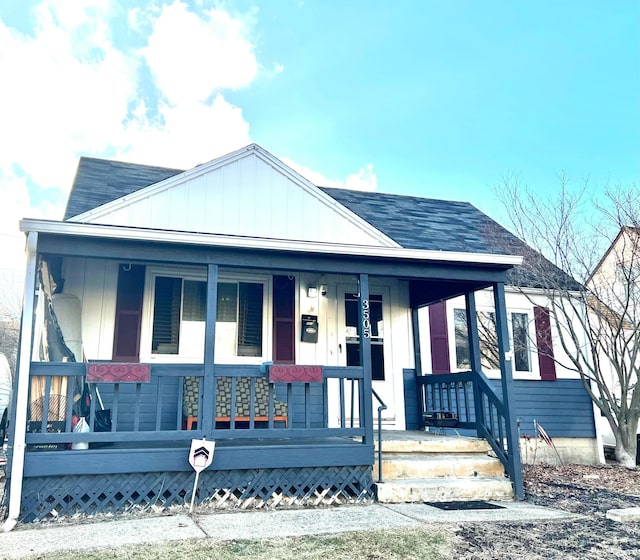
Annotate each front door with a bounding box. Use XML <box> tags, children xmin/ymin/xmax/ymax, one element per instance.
<box><xmin>337</xmin><ymin>285</ymin><xmax>395</xmax><ymax>423</ymax></box>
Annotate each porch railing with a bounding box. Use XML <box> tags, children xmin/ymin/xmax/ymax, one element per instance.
<box><xmin>24</xmin><ymin>362</ymin><xmax>369</xmax><ymax>449</ymax></box>
<box><xmin>417</xmin><ymin>371</ymin><xmax>524</xmax><ymax>498</ymax></box>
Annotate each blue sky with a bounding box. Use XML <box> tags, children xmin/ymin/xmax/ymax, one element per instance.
<box><xmin>0</xmin><ymin>0</ymin><xmax>638</xmax><ymax>288</ymax></box>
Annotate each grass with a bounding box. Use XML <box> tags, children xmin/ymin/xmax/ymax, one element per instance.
<box><xmin>25</xmin><ymin>527</ymin><xmax>449</xmax><ymax>560</ymax></box>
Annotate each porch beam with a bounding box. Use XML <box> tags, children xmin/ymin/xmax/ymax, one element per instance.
<box><xmin>36</xmin><ymin>235</ymin><xmax>512</xmax><ymax>283</ymax></box>
<box><xmin>358</xmin><ymin>274</ymin><xmax>374</xmax><ymax>446</ymax></box>
<box><xmin>202</xmin><ymin>264</ymin><xmax>218</xmax><ymax>435</ymax></box>
<box><xmin>492</xmin><ymin>281</ymin><xmax>524</xmax><ymax>498</ymax></box>
<box><xmin>22</xmin><ymin>443</ymin><xmax>373</xmax><ymax>477</ymax></box>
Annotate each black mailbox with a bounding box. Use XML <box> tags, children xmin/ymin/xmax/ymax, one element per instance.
<box><xmin>301</xmin><ymin>314</ymin><xmax>318</xmax><ymax>343</ymax></box>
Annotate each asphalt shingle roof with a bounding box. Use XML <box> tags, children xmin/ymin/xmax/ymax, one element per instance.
<box><xmin>319</xmin><ymin>187</ymin><xmax>517</xmax><ymax>255</ymax></box>
<box><xmin>62</xmin><ymin>156</ymin><xmax>579</xmax><ymax>289</ymax></box>
<box><xmin>64</xmin><ymin>157</ymin><xmax>182</xmax><ymax>220</ymax></box>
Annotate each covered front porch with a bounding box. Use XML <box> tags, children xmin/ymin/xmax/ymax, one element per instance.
<box><xmin>7</xmin><ymin>221</ymin><xmax>523</xmax><ymax>522</ymax></box>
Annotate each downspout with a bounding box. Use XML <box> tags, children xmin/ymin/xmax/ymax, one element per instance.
<box><xmin>3</xmin><ymin>232</ymin><xmax>38</xmax><ymax>532</ymax></box>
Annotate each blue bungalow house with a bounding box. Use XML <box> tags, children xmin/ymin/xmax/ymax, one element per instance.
<box><xmin>4</xmin><ymin>144</ymin><xmax>598</xmax><ymax>525</ymax></box>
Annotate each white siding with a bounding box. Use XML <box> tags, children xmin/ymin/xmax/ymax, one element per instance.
<box><xmin>62</xmin><ymin>258</ymin><xmax>118</xmax><ymax>361</ymax></box>
<box><xmin>86</xmin><ymin>153</ymin><xmax>390</xmax><ymax>247</ymax></box>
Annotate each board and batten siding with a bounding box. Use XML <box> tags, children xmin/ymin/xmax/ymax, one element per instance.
<box><xmin>85</xmin><ymin>153</ymin><xmax>391</xmax><ymax>248</ymax></box>
<box><xmin>61</xmin><ymin>257</ymin><xmax>119</xmax><ymax>361</ymax></box>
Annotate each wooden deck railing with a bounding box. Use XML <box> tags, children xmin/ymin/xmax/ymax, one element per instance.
<box><xmin>417</xmin><ymin>371</ymin><xmax>524</xmax><ymax>498</ymax></box>
<box><xmin>25</xmin><ymin>362</ymin><xmax>368</xmax><ymax>449</ymax></box>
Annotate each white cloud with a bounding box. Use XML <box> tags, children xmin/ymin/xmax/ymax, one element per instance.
<box><xmin>0</xmin><ymin>0</ymin><xmax>260</xmax><ymax>195</ymax></box>
<box><xmin>141</xmin><ymin>1</ymin><xmax>258</xmax><ymax>105</ymax></box>
<box><xmin>0</xmin><ymin>1</ymin><xmax>138</xmax><ymax>190</ymax></box>
<box><xmin>120</xmin><ymin>94</ymin><xmax>251</xmax><ymax>168</ymax></box>
<box><xmin>343</xmin><ymin>163</ymin><xmax>378</xmax><ymax>191</ymax></box>
<box><xmin>282</xmin><ymin>158</ymin><xmax>378</xmax><ymax>192</ymax></box>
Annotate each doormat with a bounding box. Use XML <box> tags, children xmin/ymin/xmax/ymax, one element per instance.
<box><xmin>425</xmin><ymin>500</ymin><xmax>505</xmax><ymax>510</ymax></box>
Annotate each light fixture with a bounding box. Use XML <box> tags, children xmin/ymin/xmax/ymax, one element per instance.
<box><xmin>319</xmin><ymin>284</ymin><xmax>327</xmax><ymax>296</ymax></box>
<box><xmin>307</xmin><ymin>285</ymin><xmax>318</xmax><ymax>298</ymax></box>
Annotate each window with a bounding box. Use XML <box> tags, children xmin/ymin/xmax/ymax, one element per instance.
<box><xmin>216</xmin><ymin>282</ymin><xmax>264</xmax><ymax>358</ymax></box>
<box><xmin>147</xmin><ymin>272</ymin><xmax>265</xmax><ymax>360</ymax></box>
<box><xmin>478</xmin><ymin>311</ymin><xmax>500</xmax><ymax>370</ymax></box>
<box><xmin>152</xmin><ymin>277</ymin><xmax>200</xmax><ymax>354</ymax></box>
<box><xmin>344</xmin><ymin>293</ymin><xmax>385</xmax><ymax>380</ymax></box>
<box><xmin>453</xmin><ymin>308</ymin><xmax>531</xmax><ymax>373</ymax></box>
<box><xmin>511</xmin><ymin>312</ymin><xmax>531</xmax><ymax>372</ymax></box>
<box><xmin>454</xmin><ymin>308</ymin><xmax>470</xmax><ymax>369</ymax></box>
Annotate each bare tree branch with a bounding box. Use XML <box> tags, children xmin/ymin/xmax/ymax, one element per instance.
<box><xmin>495</xmin><ymin>178</ymin><xmax>640</xmax><ymax>466</ymax></box>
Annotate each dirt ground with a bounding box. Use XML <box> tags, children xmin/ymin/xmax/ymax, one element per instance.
<box><xmin>453</xmin><ymin>464</ymin><xmax>640</xmax><ymax>560</ymax></box>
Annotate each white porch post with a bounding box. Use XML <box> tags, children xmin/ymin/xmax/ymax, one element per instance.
<box><xmin>3</xmin><ymin>232</ymin><xmax>38</xmax><ymax>532</ymax></box>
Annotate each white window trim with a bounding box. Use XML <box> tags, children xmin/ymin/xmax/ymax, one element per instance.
<box><xmin>140</xmin><ymin>266</ymin><xmax>272</xmax><ymax>364</ymax></box>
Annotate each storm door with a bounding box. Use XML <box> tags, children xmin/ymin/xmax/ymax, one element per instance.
<box><xmin>338</xmin><ymin>286</ymin><xmax>395</xmax><ymax>422</ymax></box>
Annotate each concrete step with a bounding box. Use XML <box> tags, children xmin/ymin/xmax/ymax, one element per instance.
<box><xmin>375</xmin><ymin>452</ymin><xmax>505</xmax><ymax>480</ymax></box>
<box><xmin>376</xmin><ymin>477</ymin><xmax>514</xmax><ymax>503</ymax></box>
<box><xmin>375</xmin><ymin>433</ymin><xmax>491</xmax><ymax>455</ymax></box>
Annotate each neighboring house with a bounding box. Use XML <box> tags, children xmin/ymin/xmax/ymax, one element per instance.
<box><xmin>5</xmin><ymin>144</ymin><xmax>598</xmax><ymax>524</ymax></box>
<box><xmin>587</xmin><ymin>227</ymin><xmax>640</xmax><ymax>458</ymax></box>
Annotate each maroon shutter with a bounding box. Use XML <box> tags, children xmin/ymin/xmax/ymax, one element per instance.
<box><xmin>534</xmin><ymin>306</ymin><xmax>556</xmax><ymax>381</ymax></box>
<box><xmin>112</xmin><ymin>264</ymin><xmax>145</xmax><ymax>362</ymax></box>
<box><xmin>429</xmin><ymin>301</ymin><xmax>451</xmax><ymax>373</ymax></box>
<box><xmin>273</xmin><ymin>275</ymin><xmax>295</xmax><ymax>363</ymax></box>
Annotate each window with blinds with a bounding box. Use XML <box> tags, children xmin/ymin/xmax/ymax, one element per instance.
<box><xmin>151</xmin><ymin>276</ymin><xmax>264</xmax><ymax>358</ymax></box>
<box><xmin>237</xmin><ymin>282</ymin><xmax>263</xmax><ymax>357</ymax></box>
<box><xmin>151</xmin><ymin>277</ymin><xmax>182</xmax><ymax>354</ymax></box>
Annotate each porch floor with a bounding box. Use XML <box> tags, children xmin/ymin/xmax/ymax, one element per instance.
<box><xmin>374</xmin><ymin>430</ymin><xmax>490</xmax><ymax>452</ymax></box>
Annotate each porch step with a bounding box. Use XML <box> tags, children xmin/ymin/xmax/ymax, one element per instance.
<box><xmin>375</xmin><ymin>452</ymin><xmax>505</xmax><ymax>479</ymax></box>
<box><xmin>376</xmin><ymin>477</ymin><xmax>514</xmax><ymax>503</ymax></box>
<box><xmin>374</xmin><ymin>431</ymin><xmax>514</xmax><ymax>503</ymax></box>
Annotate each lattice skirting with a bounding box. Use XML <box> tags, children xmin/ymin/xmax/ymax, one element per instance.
<box><xmin>16</xmin><ymin>466</ymin><xmax>375</xmax><ymax>522</ymax></box>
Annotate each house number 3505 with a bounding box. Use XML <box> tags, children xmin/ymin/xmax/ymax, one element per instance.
<box><xmin>362</xmin><ymin>299</ymin><xmax>371</xmax><ymax>339</ymax></box>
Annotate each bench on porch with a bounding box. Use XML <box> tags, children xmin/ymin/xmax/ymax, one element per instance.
<box><xmin>183</xmin><ymin>376</ymin><xmax>288</xmax><ymax>430</ymax></box>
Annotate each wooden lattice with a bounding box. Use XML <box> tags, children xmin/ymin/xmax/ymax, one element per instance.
<box><xmin>17</xmin><ymin>466</ymin><xmax>374</xmax><ymax>522</ymax></box>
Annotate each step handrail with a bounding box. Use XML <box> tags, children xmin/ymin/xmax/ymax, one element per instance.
<box><xmin>371</xmin><ymin>388</ymin><xmax>387</xmax><ymax>483</ymax></box>
<box><xmin>417</xmin><ymin>371</ymin><xmax>524</xmax><ymax>499</ymax></box>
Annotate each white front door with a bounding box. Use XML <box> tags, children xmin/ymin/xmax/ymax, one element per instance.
<box><xmin>337</xmin><ymin>285</ymin><xmax>395</xmax><ymax>423</ymax></box>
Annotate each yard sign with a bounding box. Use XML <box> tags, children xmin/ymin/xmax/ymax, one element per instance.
<box><xmin>188</xmin><ymin>438</ymin><xmax>215</xmax><ymax>512</ymax></box>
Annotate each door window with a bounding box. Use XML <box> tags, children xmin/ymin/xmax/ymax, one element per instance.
<box><xmin>344</xmin><ymin>293</ymin><xmax>385</xmax><ymax>380</ymax></box>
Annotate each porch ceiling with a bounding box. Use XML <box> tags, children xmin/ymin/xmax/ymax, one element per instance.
<box><xmin>409</xmin><ymin>279</ymin><xmax>492</xmax><ymax>308</ymax></box>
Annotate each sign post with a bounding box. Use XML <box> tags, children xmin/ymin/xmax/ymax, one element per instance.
<box><xmin>188</xmin><ymin>438</ymin><xmax>215</xmax><ymax>513</ymax></box>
